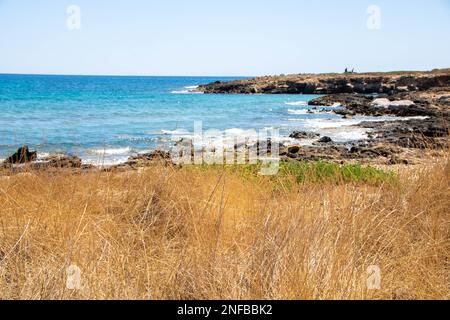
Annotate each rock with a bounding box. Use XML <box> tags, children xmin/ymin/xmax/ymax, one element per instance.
<box><xmin>318</xmin><ymin>136</ymin><xmax>333</xmax><ymax>144</ymax></box>
<box><xmin>124</xmin><ymin>150</ymin><xmax>173</xmax><ymax>168</ymax></box>
<box><xmin>289</xmin><ymin>131</ymin><xmax>320</xmax><ymax>139</ymax></box>
<box><xmin>3</xmin><ymin>145</ymin><xmax>37</xmax><ymax>164</ymax></box>
<box><xmin>287</xmin><ymin>145</ymin><xmax>301</xmax><ymax>154</ymax></box>
<box><xmin>387</xmin><ymin>100</ymin><xmax>415</xmax><ymax>112</ymax></box>
<box><xmin>309</xmin><ymin>94</ymin><xmax>371</xmax><ymax>109</ymax></box>
<box><xmin>371</xmin><ymin>98</ymin><xmax>415</xmax><ymax>112</ymax></box>
<box><xmin>287</xmin><ymin>152</ymin><xmax>299</xmax><ymax>159</ymax></box>
<box><xmin>396</xmin><ymin>86</ymin><xmax>410</xmax><ymax>92</ymax></box>
<box><xmin>175</xmin><ymin>138</ymin><xmax>194</xmax><ymax>148</ymax></box>
<box><xmin>348</xmin><ymin>145</ymin><xmax>398</xmax><ymax>158</ymax></box>
<box><xmin>31</xmin><ymin>155</ymin><xmax>82</xmax><ymax>169</ymax></box>
<box><xmin>371</xmin><ymin>98</ymin><xmax>391</xmax><ymax>109</ymax></box>
<box><xmin>389</xmin><ymin>157</ymin><xmax>409</xmax><ymax>165</ymax></box>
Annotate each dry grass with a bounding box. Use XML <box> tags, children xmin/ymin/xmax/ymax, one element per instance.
<box><xmin>0</xmin><ymin>159</ymin><xmax>449</xmax><ymax>300</ymax></box>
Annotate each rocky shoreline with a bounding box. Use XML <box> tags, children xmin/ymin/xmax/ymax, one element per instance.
<box><xmin>198</xmin><ymin>69</ymin><xmax>450</xmax><ymax>95</ymax></box>
<box><xmin>1</xmin><ymin>70</ymin><xmax>449</xmax><ymax>174</ymax></box>
<box><xmin>197</xmin><ymin>69</ymin><xmax>450</xmax><ymax>166</ymax></box>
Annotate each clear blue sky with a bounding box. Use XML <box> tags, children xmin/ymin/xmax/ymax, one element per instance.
<box><xmin>0</xmin><ymin>0</ymin><xmax>449</xmax><ymax>76</ymax></box>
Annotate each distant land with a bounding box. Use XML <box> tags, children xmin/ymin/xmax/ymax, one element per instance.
<box><xmin>199</xmin><ymin>69</ymin><xmax>450</xmax><ymax>95</ymax></box>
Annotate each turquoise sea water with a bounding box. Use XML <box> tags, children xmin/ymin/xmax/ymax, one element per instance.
<box><xmin>0</xmin><ymin>74</ymin><xmax>370</xmax><ymax>164</ymax></box>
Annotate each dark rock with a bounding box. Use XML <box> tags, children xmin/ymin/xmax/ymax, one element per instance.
<box><xmin>289</xmin><ymin>131</ymin><xmax>320</xmax><ymax>139</ymax></box>
<box><xmin>318</xmin><ymin>136</ymin><xmax>333</xmax><ymax>143</ymax></box>
<box><xmin>286</xmin><ymin>152</ymin><xmax>299</xmax><ymax>159</ymax></box>
<box><xmin>30</xmin><ymin>155</ymin><xmax>82</xmax><ymax>170</ymax></box>
<box><xmin>287</xmin><ymin>145</ymin><xmax>301</xmax><ymax>154</ymax></box>
<box><xmin>3</xmin><ymin>145</ymin><xmax>37</xmax><ymax>164</ymax></box>
<box><xmin>389</xmin><ymin>157</ymin><xmax>409</xmax><ymax>165</ymax></box>
<box><xmin>127</xmin><ymin>150</ymin><xmax>172</xmax><ymax>165</ymax></box>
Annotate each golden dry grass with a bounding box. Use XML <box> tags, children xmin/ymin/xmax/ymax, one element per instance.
<box><xmin>0</xmin><ymin>159</ymin><xmax>449</xmax><ymax>300</ymax></box>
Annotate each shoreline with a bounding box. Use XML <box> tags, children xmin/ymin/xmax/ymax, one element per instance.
<box><xmin>1</xmin><ymin>69</ymin><xmax>449</xmax><ymax>174</ymax></box>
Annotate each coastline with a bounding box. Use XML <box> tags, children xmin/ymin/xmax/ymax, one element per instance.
<box><xmin>2</xmin><ymin>70</ymin><xmax>448</xmax><ymax>174</ymax></box>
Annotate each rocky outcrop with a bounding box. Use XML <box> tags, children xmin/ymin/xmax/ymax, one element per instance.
<box><xmin>199</xmin><ymin>69</ymin><xmax>450</xmax><ymax>95</ymax></box>
<box><xmin>112</xmin><ymin>151</ymin><xmax>173</xmax><ymax>170</ymax></box>
<box><xmin>278</xmin><ymin>139</ymin><xmax>419</xmax><ymax>165</ymax></box>
<box><xmin>35</xmin><ymin>155</ymin><xmax>83</xmax><ymax>169</ymax></box>
<box><xmin>1</xmin><ymin>152</ymin><xmax>85</xmax><ymax>174</ymax></box>
<box><xmin>359</xmin><ymin>117</ymin><xmax>449</xmax><ymax>150</ymax></box>
<box><xmin>308</xmin><ymin>90</ymin><xmax>449</xmax><ymax>118</ymax></box>
<box><xmin>3</xmin><ymin>146</ymin><xmax>37</xmax><ymax>164</ymax></box>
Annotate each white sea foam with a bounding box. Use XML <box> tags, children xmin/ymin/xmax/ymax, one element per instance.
<box><xmin>171</xmin><ymin>90</ymin><xmax>200</xmax><ymax>94</ymax></box>
<box><xmin>290</xmin><ymin>115</ymin><xmax>429</xmax><ymax>129</ymax></box>
<box><xmin>287</xmin><ymin>109</ymin><xmax>310</xmax><ymax>115</ymax></box>
<box><xmin>295</xmin><ymin>118</ymin><xmax>362</xmax><ymax>129</ymax></box>
<box><xmin>161</xmin><ymin>129</ymin><xmax>190</xmax><ymax>135</ymax></box>
<box><xmin>285</xmin><ymin>101</ymin><xmax>308</xmax><ymax>106</ymax></box>
<box><xmin>171</xmin><ymin>85</ymin><xmax>202</xmax><ymax>94</ymax></box>
<box><xmin>322</xmin><ymin>128</ymin><xmax>370</xmax><ymax>142</ymax></box>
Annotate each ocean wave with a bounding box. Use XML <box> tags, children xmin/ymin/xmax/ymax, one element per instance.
<box><xmin>329</xmin><ymin>128</ymin><xmax>369</xmax><ymax>142</ymax></box>
<box><xmin>290</xmin><ymin>115</ymin><xmax>430</xmax><ymax>130</ymax></box>
<box><xmin>285</xmin><ymin>101</ymin><xmax>308</xmax><ymax>106</ymax></box>
<box><xmin>161</xmin><ymin>129</ymin><xmax>190</xmax><ymax>135</ymax></box>
<box><xmin>296</xmin><ymin>118</ymin><xmax>362</xmax><ymax>129</ymax></box>
<box><xmin>287</xmin><ymin>109</ymin><xmax>310</xmax><ymax>115</ymax></box>
<box><xmin>171</xmin><ymin>85</ymin><xmax>202</xmax><ymax>94</ymax></box>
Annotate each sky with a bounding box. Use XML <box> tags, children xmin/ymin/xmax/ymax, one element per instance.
<box><xmin>0</xmin><ymin>0</ymin><xmax>449</xmax><ymax>76</ymax></box>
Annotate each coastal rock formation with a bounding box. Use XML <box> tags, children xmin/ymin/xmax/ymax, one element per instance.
<box><xmin>198</xmin><ymin>69</ymin><xmax>449</xmax><ymax>166</ymax></box>
<box><xmin>3</xmin><ymin>146</ymin><xmax>37</xmax><ymax>164</ymax></box>
<box><xmin>308</xmin><ymin>90</ymin><xmax>449</xmax><ymax>118</ymax></box>
<box><xmin>198</xmin><ymin>69</ymin><xmax>450</xmax><ymax>95</ymax></box>
<box><xmin>38</xmin><ymin>155</ymin><xmax>83</xmax><ymax>169</ymax></box>
<box><xmin>1</xmin><ymin>153</ymin><xmax>84</xmax><ymax>173</ymax></box>
<box><xmin>121</xmin><ymin>150</ymin><xmax>173</xmax><ymax>169</ymax></box>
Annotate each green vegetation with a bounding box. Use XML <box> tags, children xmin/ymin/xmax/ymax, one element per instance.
<box><xmin>193</xmin><ymin>160</ymin><xmax>395</xmax><ymax>185</ymax></box>
<box><xmin>280</xmin><ymin>161</ymin><xmax>395</xmax><ymax>184</ymax></box>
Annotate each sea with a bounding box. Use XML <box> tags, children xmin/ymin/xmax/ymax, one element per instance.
<box><xmin>0</xmin><ymin>74</ymin><xmax>403</xmax><ymax>165</ymax></box>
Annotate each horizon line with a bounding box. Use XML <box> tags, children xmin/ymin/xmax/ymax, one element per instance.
<box><xmin>0</xmin><ymin>67</ymin><xmax>448</xmax><ymax>78</ymax></box>
<box><xmin>0</xmin><ymin>72</ymin><xmax>251</xmax><ymax>78</ymax></box>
